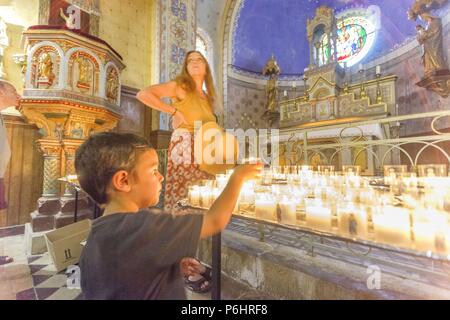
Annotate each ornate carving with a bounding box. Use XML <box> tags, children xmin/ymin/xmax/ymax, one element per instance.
<box><xmin>38</xmin><ymin>140</ymin><xmax>62</xmax><ymax>197</ymax></box>
<box><xmin>307</xmin><ymin>6</ymin><xmax>335</xmax><ymax>42</ymax></box>
<box><xmin>106</xmin><ymin>67</ymin><xmax>119</xmax><ymax>104</ymax></box>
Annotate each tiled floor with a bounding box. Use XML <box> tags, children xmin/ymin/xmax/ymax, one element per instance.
<box><xmin>0</xmin><ymin>233</ymin><xmax>83</xmax><ymax>300</ymax></box>
<box><xmin>0</xmin><ymin>229</ymin><xmax>210</xmax><ymax>300</ymax></box>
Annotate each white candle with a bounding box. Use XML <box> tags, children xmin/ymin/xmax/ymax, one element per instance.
<box><xmin>255</xmin><ymin>196</ymin><xmax>277</xmax><ymax>221</ymax></box>
<box><xmin>413</xmin><ymin>210</ymin><xmax>449</xmax><ymax>253</ymax></box>
<box><xmin>200</xmin><ymin>187</ymin><xmax>213</xmax><ymax>208</ymax></box>
<box><xmin>189</xmin><ymin>186</ymin><xmax>200</xmax><ymax>207</ymax></box>
<box><xmin>337</xmin><ymin>203</ymin><xmax>368</xmax><ymax>238</ymax></box>
<box><xmin>279</xmin><ymin>196</ymin><xmax>297</xmax><ymax>225</ymax></box>
<box><xmin>373</xmin><ymin>206</ymin><xmax>411</xmax><ymax>247</ymax></box>
<box><xmin>306</xmin><ymin>200</ymin><xmax>332</xmax><ymax>231</ymax></box>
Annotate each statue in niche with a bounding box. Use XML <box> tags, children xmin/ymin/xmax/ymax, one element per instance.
<box><xmin>416</xmin><ymin>13</ymin><xmax>448</xmax><ymax>77</ymax></box>
<box><xmin>106</xmin><ymin>70</ymin><xmax>119</xmax><ymax>103</ymax></box>
<box><xmin>37</xmin><ymin>52</ymin><xmax>55</xmax><ymax>86</ymax></box>
<box><xmin>71</xmin><ymin>122</ymin><xmax>84</xmax><ymax>139</ymax></box>
<box><xmin>76</xmin><ymin>56</ymin><xmax>91</xmax><ymax>89</ymax></box>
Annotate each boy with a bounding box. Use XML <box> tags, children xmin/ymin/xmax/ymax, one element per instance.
<box><xmin>75</xmin><ymin>132</ymin><xmax>262</xmax><ymax>299</ymax></box>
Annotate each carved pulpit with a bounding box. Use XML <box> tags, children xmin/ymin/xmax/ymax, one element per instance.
<box><xmin>19</xmin><ymin>26</ymin><xmax>125</xmax><ymax>234</ymax></box>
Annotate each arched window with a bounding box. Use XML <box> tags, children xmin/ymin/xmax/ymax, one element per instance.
<box><xmin>336</xmin><ymin>16</ymin><xmax>376</xmax><ymax>67</ymax></box>
<box><xmin>316</xmin><ymin>15</ymin><xmax>377</xmax><ymax>68</ymax></box>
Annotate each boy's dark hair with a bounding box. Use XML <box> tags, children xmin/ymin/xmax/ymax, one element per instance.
<box><xmin>75</xmin><ymin>132</ymin><xmax>153</xmax><ymax>204</ymax></box>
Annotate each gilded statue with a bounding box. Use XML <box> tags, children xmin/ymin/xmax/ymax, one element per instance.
<box><xmin>263</xmin><ymin>56</ymin><xmax>281</xmax><ymax>113</ymax></box>
<box><xmin>38</xmin><ymin>52</ymin><xmax>55</xmax><ymax>84</ymax></box>
<box><xmin>76</xmin><ymin>57</ymin><xmax>91</xmax><ymax>85</ymax></box>
<box><xmin>416</xmin><ymin>12</ymin><xmax>448</xmax><ymax>76</ymax></box>
<box><xmin>106</xmin><ymin>71</ymin><xmax>119</xmax><ymax>102</ymax></box>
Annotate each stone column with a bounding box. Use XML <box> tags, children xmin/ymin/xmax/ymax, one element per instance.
<box><xmin>54</xmin><ymin>140</ymin><xmax>91</xmax><ymax>229</ymax></box>
<box><xmin>30</xmin><ymin>139</ymin><xmax>62</xmax><ymax>232</ymax></box>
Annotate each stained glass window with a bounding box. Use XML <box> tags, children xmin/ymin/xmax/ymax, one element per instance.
<box><xmin>336</xmin><ymin>16</ymin><xmax>376</xmax><ymax>67</ymax></box>
<box><xmin>317</xmin><ymin>15</ymin><xmax>376</xmax><ymax>68</ymax></box>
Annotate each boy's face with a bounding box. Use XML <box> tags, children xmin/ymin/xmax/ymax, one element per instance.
<box><xmin>130</xmin><ymin>149</ymin><xmax>164</xmax><ymax>208</ymax></box>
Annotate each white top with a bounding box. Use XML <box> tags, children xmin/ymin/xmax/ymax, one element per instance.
<box><xmin>0</xmin><ymin>115</ymin><xmax>11</xmax><ymax>178</ymax></box>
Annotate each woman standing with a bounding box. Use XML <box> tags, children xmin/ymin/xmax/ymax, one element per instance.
<box><xmin>137</xmin><ymin>51</ymin><xmax>217</xmax><ymax>293</ymax></box>
<box><xmin>137</xmin><ymin>51</ymin><xmax>217</xmax><ymax>213</ymax></box>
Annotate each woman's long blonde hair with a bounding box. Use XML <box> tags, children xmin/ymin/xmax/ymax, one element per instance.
<box><xmin>175</xmin><ymin>50</ymin><xmax>216</xmax><ymax>111</ymax></box>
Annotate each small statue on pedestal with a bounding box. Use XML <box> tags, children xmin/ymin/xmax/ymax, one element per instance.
<box><xmin>37</xmin><ymin>52</ymin><xmax>55</xmax><ymax>87</ymax></box>
<box><xmin>262</xmin><ymin>55</ymin><xmax>282</xmax><ymax>127</ymax></box>
<box><xmin>408</xmin><ymin>0</ymin><xmax>450</xmax><ymax>98</ymax></box>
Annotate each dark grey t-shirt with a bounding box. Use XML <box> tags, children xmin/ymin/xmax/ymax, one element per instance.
<box><xmin>79</xmin><ymin>208</ymin><xmax>203</xmax><ymax>300</ymax></box>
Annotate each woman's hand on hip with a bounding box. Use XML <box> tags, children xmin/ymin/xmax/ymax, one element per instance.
<box><xmin>172</xmin><ymin>111</ymin><xmax>188</xmax><ymax>129</ymax></box>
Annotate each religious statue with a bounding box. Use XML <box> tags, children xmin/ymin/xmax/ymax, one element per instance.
<box><xmin>54</xmin><ymin>123</ymin><xmax>64</xmax><ymax>141</ymax></box>
<box><xmin>408</xmin><ymin>0</ymin><xmax>450</xmax><ymax>98</ymax></box>
<box><xmin>106</xmin><ymin>71</ymin><xmax>119</xmax><ymax>103</ymax></box>
<box><xmin>262</xmin><ymin>55</ymin><xmax>281</xmax><ymax>113</ymax></box>
<box><xmin>415</xmin><ymin>13</ymin><xmax>448</xmax><ymax>77</ymax></box>
<box><xmin>76</xmin><ymin>56</ymin><xmax>91</xmax><ymax>88</ymax></box>
<box><xmin>71</xmin><ymin>122</ymin><xmax>84</xmax><ymax>139</ymax></box>
<box><xmin>38</xmin><ymin>52</ymin><xmax>55</xmax><ymax>85</ymax></box>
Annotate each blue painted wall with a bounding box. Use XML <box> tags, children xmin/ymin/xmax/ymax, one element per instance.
<box><xmin>233</xmin><ymin>0</ymin><xmax>417</xmax><ymax>75</ymax></box>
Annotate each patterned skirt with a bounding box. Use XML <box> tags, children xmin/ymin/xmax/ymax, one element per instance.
<box><xmin>0</xmin><ymin>178</ymin><xmax>7</xmax><ymax>210</ymax></box>
<box><xmin>164</xmin><ymin>130</ymin><xmax>214</xmax><ymax>214</ymax></box>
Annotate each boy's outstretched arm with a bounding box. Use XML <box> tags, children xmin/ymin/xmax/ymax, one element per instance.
<box><xmin>200</xmin><ymin>163</ymin><xmax>263</xmax><ymax>239</ymax></box>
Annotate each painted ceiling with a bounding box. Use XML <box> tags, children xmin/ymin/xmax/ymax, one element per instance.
<box><xmin>232</xmin><ymin>0</ymin><xmax>417</xmax><ymax>75</ymax></box>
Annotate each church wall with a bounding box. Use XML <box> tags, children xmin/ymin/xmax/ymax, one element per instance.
<box><xmin>98</xmin><ymin>0</ymin><xmax>155</xmax><ymax>139</ymax></box>
<box><xmin>98</xmin><ymin>0</ymin><xmax>153</xmax><ymax>90</ymax></box>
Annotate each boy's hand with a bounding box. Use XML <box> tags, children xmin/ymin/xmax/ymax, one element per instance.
<box><xmin>231</xmin><ymin>163</ymin><xmax>264</xmax><ymax>182</ymax></box>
